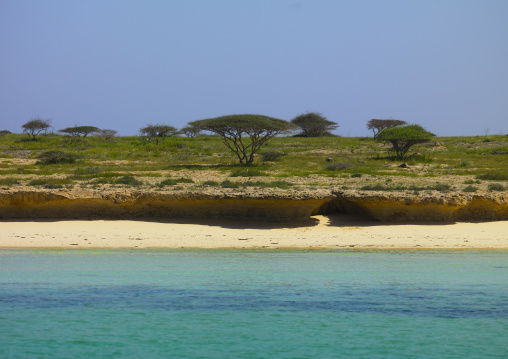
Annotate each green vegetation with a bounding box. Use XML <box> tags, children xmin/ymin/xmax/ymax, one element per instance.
<box><xmin>115</xmin><ymin>176</ymin><xmax>143</xmax><ymax>186</ymax></box>
<box><xmin>366</xmin><ymin>119</ymin><xmax>407</xmax><ymax>138</ymax></box>
<box><xmin>37</xmin><ymin>151</ymin><xmax>78</xmax><ymax>164</ymax></box>
<box><xmin>376</xmin><ymin>124</ymin><xmax>436</xmax><ymax>159</ymax></box>
<box><xmin>21</xmin><ymin>118</ymin><xmax>51</xmax><ymax>140</ymax></box>
<box><xmin>59</xmin><ymin>126</ymin><xmax>100</xmax><ymax>137</ymax></box>
<box><xmin>158</xmin><ymin>178</ymin><xmax>194</xmax><ymax>187</ymax></box>
<box><xmin>189</xmin><ymin>114</ymin><xmax>295</xmax><ymax>165</ymax></box>
<box><xmin>0</xmin><ymin>132</ymin><xmax>507</xmax><ymax>193</ymax></box>
<box><xmin>360</xmin><ymin>183</ymin><xmax>452</xmax><ymax>192</ymax></box>
<box><xmin>291</xmin><ymin>112</ymin><xmax>338</xmax><ymax>137</ymax></box>
<box><xmin>139</xmin><ymin>124</ymin><xmax>178</xmax><ymax>144</ymax></box>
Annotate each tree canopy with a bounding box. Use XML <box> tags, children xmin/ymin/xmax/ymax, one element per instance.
<box><xmin>189</xmin><ymin>114</ymin><xmax>295</xmax><ymax>164</ymax></box>
<box><xmin>367</xmin><ymin>119</ymin><xmax>407</xmax><ymax>137</ymax></box>
<box><xmin>180</xmin><ymin>124</ymin><xmax>202</xmax><ymax>137</ymax></box>
<box><xmin>376</xmin><ymin>124</ymin><xmax>435</xmax><ymax>159</ymax></box>
<box><xmin>96</xmin><ymin>129</ymin><xmax>118</xmax><ymax>140</ymax></box>
<box><xmin>291</xmin><ymin>112</ymin><xmax>338</xmax><ymax>137</ymax></box>
<box><xmin>59</xmin><ymin>126</ymin><xmax>100</xmax><ymax>137</ymax></box>
<box><xmin>21</xmin><ymin>117</ymin><xmax>51</xmax><ymax>140</ymax></box>
<box><xmin>139</xmin><ymin>124</ymin><xmax>178</xmax><ymax>144</ymax></box>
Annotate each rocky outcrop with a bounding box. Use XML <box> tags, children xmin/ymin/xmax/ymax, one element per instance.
<box><xmin>0</xmin><ymin>189</ymin><xmax>507</xmax><ymax>222</ymax></box>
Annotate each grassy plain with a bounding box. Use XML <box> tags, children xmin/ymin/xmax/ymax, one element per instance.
<box><xmin>0</xmin><ymin>133</ymin><xmax>507</xmax><ymax>195</ymax></box>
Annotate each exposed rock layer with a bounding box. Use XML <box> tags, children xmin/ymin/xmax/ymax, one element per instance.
<box><xmin>0</xmin><ymin>190</ymin><xmax>507</xmax><ymax>222</ymax></box>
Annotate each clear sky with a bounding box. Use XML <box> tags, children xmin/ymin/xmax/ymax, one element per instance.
<box><xmin>1</xmin><ymin>0</ymin><xmax>507</xmax><ymax>136</ymax></box>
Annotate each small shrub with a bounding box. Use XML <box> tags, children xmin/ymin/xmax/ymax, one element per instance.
<box><xmin>115</xmin><ymin>176</ymin><xmax>143</xmax><ymax>186</ymax></box>
<box><xmin>463</xmin><ymin>179</ymin><xmax>481</xmax><ymax>184</ymax></box>
<box><xmin>261</xmin><ymin>151</ymin><xmax>286</xmax><ymax>161</ymax></box>
<box><xmin>0</xmin><ymin>177</ymin><xmax>21</xmax><ymax>186</ymax></box>
<box><xmin>477</xmin><ymin>171</ymin><xmax>508</xmax><ymax>181</ymax></box>
<box><xmin>351</xmin><ymin>173</ymin><xmax>362</xmax><ymax>178</ymax></box>
<box><xmin>37</xmin><ymin>151</ymin><xmax>78</xmax><ymax>165</ymax></box>
<box><xmin>28</xmin><ymin>178</ymin><xmax>73</xmax><ymax>188</ymax></box>
<box><xmin>158</xmin><ymin>177</ymin><xmax>194</xmax><ymax>187</ymax></box>
<box><xmin>457</xmin><ymin>160</ymin><xmax>472</xmax><ymax>168</ymax></box>
<box><xmin>488</xmin><ymin>183</ymin><xmax>505</xmax><ymax>192</ymax></box>
<box><xmin>202</xmin><ymin>180</ymin><xmax>219</xmax><ymax>187</ymax></box>
<box><xmin>431</xmin><ymin>183</ymin><xmax>451</xmax><ymax>192</ymax></box>
<box><xmin>463</xmin><ymin>185</ymin><xmax>479</xmax><ymax>193</ymax></box>
<box><xmin>220</xmin><ymin>180</ymin><xmax>240</xmax><ymax>188</ymax></box>
<box><xmin>74</xmin><ymin>166</ymin><xmax>104</xmax><ymax>176</ymax></box>
<box><xmin>325</xmin><ymin>162</ymin><xmax>353</xmax><ymax>171</ymax></box>
<box><xmin>230</xmin><ymin>168</ymin><xmax>267</xmax><ymax>177</ymax></box>
<box><xmin>243</xmin><ymin>180</ymin><xmax>293</xmax><ymax>189</ymax></box>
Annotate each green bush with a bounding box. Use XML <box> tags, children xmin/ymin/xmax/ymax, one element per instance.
<box><xmin>0</xmin><ymin>177</ymin><xmax>21</xmax><ymax>186</ymax></box>
<box><xmin>261</xmin><ymin>151</ymin><xmax>286</xmax><ymax>161</ymax></box>
<box><xmin>488</xmin><ymin>183</ymin><xmax>505</xmax><ymax>191</ymax></box>
<box><xmin>463</xmin><ymin>185</ymin><xmax>479</xmax><ymax>193</ymax></box>
<box><xmin>325</xmin><ymin>162</ymin><xmax>353</xmax><ymax>171</ymax></box>
<box><xmin>202</xmin><ymin>180</ymin><xmax>219</xmax><ymax>187</ymax></box>
<box><xmin>37</xmin><ymin>151</ymin><xmax>78</xmax><ymax>165</ymax></box>
<box><xmin>230</xmin><ymin>168</ymin><xmax>267</xmax><ymax>177</ymax></box>
<box><xmin>115</xmin><ymin>176</ymin><xmax>143</xmax><ymax>186</ymax></box>
<box><xmin>28</xmin><ymin>177</ymin><xmax>73</xmax><ymax>188</ymax></box>
<box><xmin>220</xmin><ymin>180</ymin><xmax>240</xmax><ymax>188</ymax></box>
<box><xmin>477</xmin><ymin>171</ymin><xmax>508</xmax><ymax>181</ymax></box>
<box><xmin>158</xmin><ymin>177</ymin><xmax>194</xmax><ymax>187</ymax></box>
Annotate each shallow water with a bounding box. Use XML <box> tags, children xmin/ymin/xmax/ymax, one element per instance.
<box><xmin>1</xmin><ymin>249</ymin><xmax>507</xmax><ymax>358</ymax></box>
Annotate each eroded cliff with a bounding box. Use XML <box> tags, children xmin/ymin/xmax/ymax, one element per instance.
<box><xmin>1</xmin><ymin>189</ymin><xmax>507</xmax><ymax>222</ymax></box>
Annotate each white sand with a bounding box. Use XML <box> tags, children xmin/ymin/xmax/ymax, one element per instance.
<box><xmin>0</xmin><ymin>215</ymin><xmax>507</xmax><ymax>249</ymax></box>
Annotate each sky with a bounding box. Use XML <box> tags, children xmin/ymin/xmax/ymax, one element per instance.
<box><xmin>1</xmin><ymin>0</ymin><xmax>507</xmax><ymax>137</ymax></box>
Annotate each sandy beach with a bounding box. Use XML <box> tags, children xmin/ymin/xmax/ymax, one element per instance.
<box><xmin>1</xmin><ymin>215</ymin><xmax>507</xmax><ymax>249</ymax></box>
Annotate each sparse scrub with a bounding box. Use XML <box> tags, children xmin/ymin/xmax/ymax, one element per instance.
<box><xmin>220</xmin><ymin>180</ymin><xmax>241</xmax><ymax>188</ymax></box>
<box><xmin>477</xmin><ymin>171</ymin><xmax>508</xmax><ymax>181</ymax></box>
<box><xmin>36</xmin><ymin>151</ymin><xmax>78</xmax><ymax>165</ymax></box>
<box><xmin>230</xmin><ymin>168</ymin><xmax>267</xmax><ymax>177</ymax></box>
<box><xmin>261</xmin><ymin>151</ymin><xmax>286</xmax><ymax>161</ymax></box>
<box><xmin>28</xmin><ymin>177</ymin><xmax>73</xmax><ymax>189</ymax></box>
<box><xmin>158</xmin><ymin>178</ymin><xmax>194</xmax><ymax>187</ymax></box>
<box><xmin>202</xmin><ymin>180</ymin><xmax>219</xmax><ymax>187</ymax></box>
<box><xmin>463</xmin><ymin>185</ymin><xmax>479</xmax><ymax>193</ymax></box>
<box><xmin>325</xmin><ymin>162</ymin><xmax>353</xmax><ymax>171</ymax></box>
<box><xmin>0</xmin><ymin>177</ymin><xmax>21</xmax><ymax>186</ymax></box>
<box><xmin>115</xmin><ymin>176</ymin><xmax>143</xmax><ymax>186</ymax></box>
<box><xmin>488</xmin><ymin>183</ymin><xmax>505</xmax><ymax>191</ymax></box>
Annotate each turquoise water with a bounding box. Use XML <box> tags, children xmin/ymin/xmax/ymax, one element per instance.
<box><xmin>0</xmin><ymin>249</ymin><xmax>507</xmax><ymax>358</ymax></box>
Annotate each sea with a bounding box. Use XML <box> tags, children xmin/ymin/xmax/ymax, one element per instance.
<box><xmin>0</xmin><ymin>249</ymin><xmax>507</xmax><ymax>358</ymax></box>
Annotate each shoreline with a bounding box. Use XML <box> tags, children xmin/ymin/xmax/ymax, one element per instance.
<box><xmin>2</xmin><ymin>215</ymin><xmax>507</xmax><ymax>249</ymax></box>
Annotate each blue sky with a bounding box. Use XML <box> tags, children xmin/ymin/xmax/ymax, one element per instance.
<box><xmin>1</xmin><ymin>0</ymin><xmax>507</xmax><ymax>136</ymax></box>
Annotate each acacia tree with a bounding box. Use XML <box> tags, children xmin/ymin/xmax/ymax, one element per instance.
<box><xmin>180</xmin><ymin>124</ymin><xmax>202</xmax><ymax>137</ymax></box>
<box><xmin>367</xmin><ymin>119</ymin><xmax>407</xmax><ymax>138</ymax></box>
<box><xmin>189</xmin><ymin>114</ymin><xmax>295</xmax><ymax>165</ymax></box>
<box><xmin>291</xmin><ymin>112</ymin><xmax>338</xmax><ymax>137</ymax></box>
<box><xmin>139</xmin><ymin>124</ymin><xmax>178</xmax><ymax>144</ymax></box>
<box><xmin>59</xmin><ymin>126</ymin><xmax>100</xmax><ymax>137</ymax></box>
<box><xmin>96</xmin><ymin>129</ymin><xmax>118</xmax><ymax>140</ymax></box>
<box><xmin>21</xmin><ymin>117</ymin><xmax>51</xmax><ymax>140</ymax></box>
<box><xmin>376</xmin><ymin>124</ymin><xmax>435</xmax><ymax>159</ymax></box>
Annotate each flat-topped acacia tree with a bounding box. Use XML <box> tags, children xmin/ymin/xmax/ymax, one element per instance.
<box><xmin>139</xmin><ymin>124</ymin><xmax>178</xmax><ymax>144</ymax></box>
<box><xmin>59</xmin><ymin>126</ymin><xmax>100</xmax><ymax>137</ymax></box>
<box><xmin>367</xmin><ymin>119</ymin><xmax>407</xmax><ymax>138</ymax></box>
<box><xmin>291</xmin><ymin>112</ymin><xmax>338</xmax><ymax>137</ymax></box>
<box><xmin>189</xmin><ymin>114</ymin><xmax>295</xmax><ymax>165</ymax></box>
<box><xmin>21</xmin><ymin>117</ymin><xmax>51</xmax><ymax>140</ymax></box>
<box><xmin>376</xmin><ymin>124</ymin><xmax>435</xmax><ymax>159</ymax></box>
